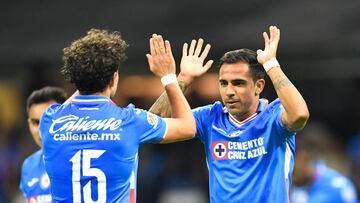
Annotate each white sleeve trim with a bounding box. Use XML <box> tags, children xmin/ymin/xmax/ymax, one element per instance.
<box><xmin>161</xmin><ymin>119</ymin><xmax>169</xmax><ymax>140</ymax></box>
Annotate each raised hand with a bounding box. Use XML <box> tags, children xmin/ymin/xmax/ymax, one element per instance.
<box><xmin>146</xmin><ymin>34</ymin><xmax>176</xmax><ymax>78</ymax></box>
<box><xmin>257</xmin><ymin>26</ymin><xmax>280</xmax><ymax>64</ymax></box>
<box><xmin>179</xmin><ymin>38</ymin><xmax>213</xmax><ymax>83</ymax></box>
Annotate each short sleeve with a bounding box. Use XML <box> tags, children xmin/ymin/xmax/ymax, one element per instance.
<box><xmin>131</xmin><ymin>108</ymin><xmax>167</xmax><ymax>144</ymax></box>
<box><xmin>273</xmin><ymin>104</ymin><xmax>296</xmax><ymax>140</ymax></box>
<box><xmin>192</xmin><ymin>103</ymin><xmax>217</xmax><ymax>143</ymax></box>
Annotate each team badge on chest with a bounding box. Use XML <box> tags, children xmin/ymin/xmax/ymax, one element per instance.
<box><xmin>40</xmin><ymin>173</ymin><xmax>50</xmax><ymax>189</ymax></box>
<box><xmin>212</xmin><ymin>142</ymin><xmax>228</xmax><ymax>160</ymax></box>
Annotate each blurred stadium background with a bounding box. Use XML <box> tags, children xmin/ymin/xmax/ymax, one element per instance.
<box><xmin>0</xmin><ymin>0</ymin><xmax>360</xmax><ymax>202</ymax></box>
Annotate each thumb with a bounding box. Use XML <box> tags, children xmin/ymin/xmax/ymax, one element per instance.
<box><xmin>203</xmin><ymin>60</ymin><xmax>214</xmax><ymax>72</ymax></box>
<box><xmin>146</xmin><ymin>54</ymin><xmax>154</xmax><ymax>69</ymax></box>
<box><xmin>257</xmin><ymin>49</ymin><xmax>262</xmax><ymax>55</ymax></box>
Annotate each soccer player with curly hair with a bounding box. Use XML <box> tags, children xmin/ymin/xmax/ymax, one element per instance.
<box><xmin>39</xmin><ymin>29</ymin><xmax>198</xmax><ymax>202</ymax></box>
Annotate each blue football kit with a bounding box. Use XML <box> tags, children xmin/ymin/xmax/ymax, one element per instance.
<box><xmin>291</xmin><ymin>162</ymin><xmax>358</xmax><ymax>203</ymax></box>
<box><xmin>39</xmin><ymin>95</ymin><xmax>167</xmax><ymax>203</ymax></box>
<box><xmin>20</xmin><ymin>149</ymin><xmax>52</xmax><ymax>203</ymax></box>
<box><xmin>193</xmin><ymin>98</ymin><xmax>295</xmax><ymax>203</ymax></box>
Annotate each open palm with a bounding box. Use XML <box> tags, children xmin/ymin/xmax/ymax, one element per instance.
<box><xmin>180</xmin><ymin>39</ymin><xmax>213</xmax><ymax>78</ymax></box>
<box><xmin>257</xmin><ymin>26</ymin><xmax>280</xmax><ymax>64</ymax></box>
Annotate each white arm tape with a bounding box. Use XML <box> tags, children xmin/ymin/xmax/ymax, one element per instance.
<box><xmin>263</xmin><ymin>58</ymin><xmax>280</xmax><ymax>72</ymax></box>
<box><xmin>161</xmin><ymin>74</ymin><xmax>178</xmax><ymax>87</ymax></box>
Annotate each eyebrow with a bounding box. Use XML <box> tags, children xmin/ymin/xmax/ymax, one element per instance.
<box><xmin>219</xmin><ymin>79</ymin><xmax>247</xmax><ymax>83</ymax></box>
<box><xmin>231</xmin><ymin>79</ymin><xmax>247</xmax><ymax>83</ymax></box>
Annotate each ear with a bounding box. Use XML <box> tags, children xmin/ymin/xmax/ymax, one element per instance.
<box><xmin>109</xmin><ymin>71</ymin><xmax>119</xmax><ymax>88</ymax></box>
<box><xmin>27</xmin><ymin>117</ymin><xmax>32</xmax><ymax>126</ymax></box>
<box><xmin>254</xmin><ymin>79</ymin><xmax>265</xmax><ymax>96</ymax></box>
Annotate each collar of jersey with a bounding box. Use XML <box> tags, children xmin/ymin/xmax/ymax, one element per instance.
<box><xmin>226</xmin><ymin>98</ymin><xmax>269</xmax><ymax>127</ymax></box>
<box><xmin>72</xmin><ymin>95</ymin><xmax>111</xmax><ymax>103</ymax></box>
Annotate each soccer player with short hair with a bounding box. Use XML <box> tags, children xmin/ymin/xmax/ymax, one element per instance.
<box><xmin>39</xmin><ymin>29</ymin><xmax>197</xmax><ymax>202</ymax></box>
<box><xmin>150</xmin><ymin>26</ymin><xmax>310</xmax><ymax>202</ymax></box>
<box><xmin>20</xmin><ymin>86</ymin><xmax>67</xmax><ymax>203</ymax></box>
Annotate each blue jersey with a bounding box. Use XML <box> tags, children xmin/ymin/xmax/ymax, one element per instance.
<box><xmin>39</xmin><ymin>95</ymin><xmax>167</xmax><ymax>203</ymax></box>
<box><xmin>291</xmin><ymin>162</ymin><xmax>358</xmax><ymax>203</ymax></box>
<box><xmin>193</xmin><ymin>98</ymin><xmax>295</xmax><ymax>203</ymax></box>
<box><xmin>20</xmin><ymin>149</ymin><xmax>52</xmax><ymax>203</ymax></box>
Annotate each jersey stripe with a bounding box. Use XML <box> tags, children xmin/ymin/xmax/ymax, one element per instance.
<box><xmin>129</xmin><ymin>171</ymin><xmax>135</xmax><ymax>203</ymax></box>
<box><xmin>228</xmin><ymin>112</ymin><xmax>258</xmax><ymax>127</ymax></box>
<box><xmin>284</xmin><ymin>142</ymin><xmax>293</xmax><ymax>202</ymax></box>
<box><xmin>72</xmin><ymin>98</ymin><xmax>111</xmax><ymax>102</ymax></box>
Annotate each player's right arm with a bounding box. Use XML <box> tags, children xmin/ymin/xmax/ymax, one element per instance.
<box><xmin>147</xmin><ymin>34</ymin><xmax>199</xmax><ymax>143</ymax></box>
<box><xmin>149</xmin><ymin>38</ymin><xmax>213</xmax><ymax>118</ymax></box>
<box><xmin>257</xmin><ymin>26</ymin><xmax>309</xmax><ymax>132</ymax></box>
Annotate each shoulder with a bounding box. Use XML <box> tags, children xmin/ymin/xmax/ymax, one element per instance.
<box><xmin>266</xmin><ymin>98</ymin><xmax>282</xmax><ymax>111</ymax></box>
<box><xmin>41</xmin><ymin>103</ymin><xmax>66</xmax><ymax>122</ymax></box>
<box><xmin>22</xmin><ymin>149</ymin><xmax>42</xmax><ymax>167</ymax></box>
<box><xmin>122</xmin><ymin>103</ymin><xmax>146</xmax><ymax>118</ymax></box>
<box><xmin>192</xmin><ymin>101</ymin><xmax>223</xmax><ymax>115</ymax></box>
<box><xmin>259</xmin><ymin>98</ymin><xmax>284</xmax><ymax>119</ymax></box>
<box><xmin>44</xmin><ymin>103</ymin><xmax>62</xmax><ymax>115</ymax></box>
<box><xmin>21</xmin><ymin>150</ymin><xmax>43</xmax><ymax>177</ymax></box>
<box><xmin>123</xmin><ymin>103</ymin><xmax>162</xmax><ymax>125</ymax></box>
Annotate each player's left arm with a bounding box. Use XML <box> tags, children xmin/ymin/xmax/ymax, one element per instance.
<box><xmin>257</xmin><ymin>26</ymin><xmax>309</xmax><ymax>132</ymax></box>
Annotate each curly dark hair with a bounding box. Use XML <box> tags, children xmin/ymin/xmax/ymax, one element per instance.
<box><xmin>218</xmin><ymin>48</ymin><xmax>265</xmax><ymax>82</ymax></box>
<box><xmin>61</xmin><ymin>29</ymin><xmax>128</xmax><ymax>95</ymax></box>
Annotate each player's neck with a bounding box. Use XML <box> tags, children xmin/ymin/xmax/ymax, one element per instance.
<box><xmin>232</xmin><ymin>99</ymin><xmax>260</xmax><ymax>122</ymax></box>
<box><xmin>90</xmin><ymin>87</ymin><xmax>112</xmax><ymax>98</ymax></box>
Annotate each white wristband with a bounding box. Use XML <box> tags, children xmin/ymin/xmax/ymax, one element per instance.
<box><xmin>263</xmin><ymin>58</ymin><xmax>280</xmax><ymax>72</ymax></box>
<box><xmin>161</xmin><ymin>74</ymin><xmax>178</xmax><ymax>87</ymax></box>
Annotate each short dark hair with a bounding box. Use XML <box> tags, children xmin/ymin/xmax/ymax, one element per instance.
<box><xmin>26</xmin><ymin>86</ymin><xmax>67</xmax><ymax>111</ymax></box>
<box><xmin>61</xmin><ymin>29</ymin><xmax>128</xmax><ymax>95</ymax></box>
<box><xmin>219</xmin><ymin>48</ymin><xmax>266</xmax><ymax>81</ymax></box>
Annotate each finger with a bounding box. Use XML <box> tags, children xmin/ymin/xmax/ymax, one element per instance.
<box><xmin>149</xmin><ymin>38</ymin><xmax>156</xmax><ymax>56</ymax></box>
<box><xmin>263</xmin><ymin>32</ymin><xmax>270</xmax><ymax>47</ymax></box>
<box><xmin>194</xmin><ymin>38</ymin><xmax>204</xmax><ymax>57</ymax></box>
<box><xmin>256</xmin><ymin>49</ymin><xmax>262</xmax><ymax>55</ymax></box>
<box><xmin>152</xmin><ymin>34</ymin><xmax>160</xmax><ymax>55</ymax></box>
<box><xmin>270</xmin><ymin>26</ymin><xmax>275</xmax><ymax>41</ymax></box>
<box><xmin>152</xmin><ymin>34</ymin><xmax>162</xmax><ymax>55</ymax></box>
<box><xmin>272</xmin><ymin>26</ymin><xmax>280</xmax><ymax>41</ymax></box>
<box><xmin>203</xmin><ymin>60</ymin><xmax>214</xmax><ymax>71</ymax></box>
<box><xmin>182</xmin><ymin>43</ymin><xmax>188</xmax><ymax>56</ymax></box>
<box><xmin>165</xmin><ymin>40</ymin><xmax>173</xmax><ymax>56</ymax></box>
<box><xmin>200</xmin><ymin>44</ymin><xmax>211</xmax><ymax>60</ymax></box>
<box><xmin>146</xmin><ymin>54</ymin><xmax>154</xmax><ymax>70</ymax></box>
<box><xmin>156</xmin><ymin>35</ymin><xmax>166</xmax><ymax>54</ymax></box>
<box><xmin>188</xmin><ymin>39</ymin><xmax>196</xmax><ymax>56</ymax></box>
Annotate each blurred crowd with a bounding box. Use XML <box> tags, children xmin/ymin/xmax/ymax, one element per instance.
<box><xmin>0</xmin><ymin>66</ymin><xmax>360</xmax><ymax>203</ymax></box>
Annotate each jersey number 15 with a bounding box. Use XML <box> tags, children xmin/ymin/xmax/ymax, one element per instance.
<box><xmin>70</xmin><ymin>149</ymin><xmax>107</xmax><ymax>203</ymax></box>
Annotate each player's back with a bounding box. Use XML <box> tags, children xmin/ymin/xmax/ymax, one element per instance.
<box><xmin>40</xmin><ymin>95</ymin><xmax>167</xmax><ymax>203</ymax></box>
